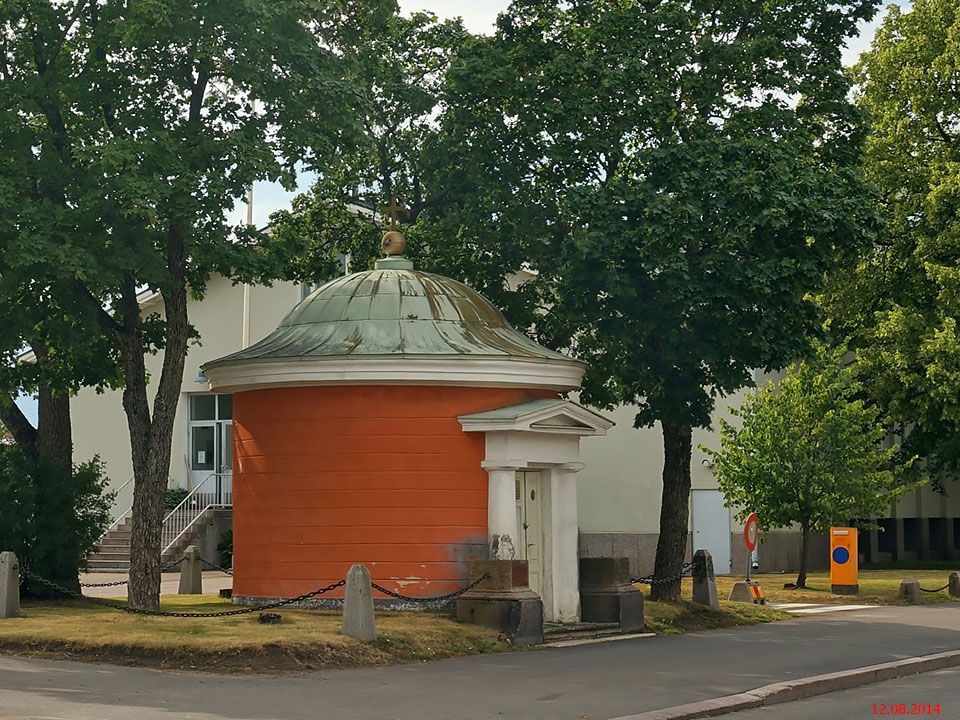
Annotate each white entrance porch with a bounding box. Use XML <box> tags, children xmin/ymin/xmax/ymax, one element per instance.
<box><xmin>459</xmin><ymin>398</ymin><xmax>613</xmax><ymax>623</ymax></box>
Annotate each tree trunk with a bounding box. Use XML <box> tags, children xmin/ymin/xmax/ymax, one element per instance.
<box><xmin>650</xmin><ymin>421</ymin><xmax>693</xmax><ymax>602</ymax></box>
<box><xmin>34</xmin><ymin>381</ymin><xmax>80</xmax><ymax>593</ymax></box>
<box><xmin>37</xmin><ymin>380</ymin><xmax>72</xmax><ymax>470</ymax></box>
<box><xmin>124</xmin><ymin>255</ymin><xmax>191</xmax><ymax>610</ymax></box>
<box><xmin>796</xmin><ymin>521</ymin><xmax>811</xmax><ymax>588</ymax></box>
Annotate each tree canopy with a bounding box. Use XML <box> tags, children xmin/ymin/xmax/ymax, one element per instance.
<box><xmin>705</xmin><ymin>344</ymin><xmax>911</xmax><ymax>587</ymax></box>
<box><xmin>273</xmin><ymin>0</ymin><xmax>883</xmax><ymax>600</ymax></box>
<box><xmin>427</xmin><ymin>0</ymin><xmax>881</xmax><ymax>599</ymax></box>
<box><xmin>825</xmin><ymin>0</ymin><xmax>960</xmax><ymax>487</ymax></box>
<box><xmin>0</xmin><ymin>0</ymin><xmax>389</xmax><ymax>608</ymax></box>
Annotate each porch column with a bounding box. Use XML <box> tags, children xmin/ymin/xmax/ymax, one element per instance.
<box><xmin>550</xmin><ymin>463</ymin><xmax>583</xmax><ymax>623</ymax></box>
<box><xmin>483</xmin><ymin>464</ymin><xmax>520</xmax><ymax>560</ymax></box>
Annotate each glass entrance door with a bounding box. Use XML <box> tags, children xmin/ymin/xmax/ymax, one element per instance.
<box><xmin>188</xmin><ymin>394</ymin><xmax>233</xmax><ymax>504</ymax></box>
<box><xmin>218</xmin><ymin>421</ymin><xmax>233</xmax><ymax>504</ymax></box>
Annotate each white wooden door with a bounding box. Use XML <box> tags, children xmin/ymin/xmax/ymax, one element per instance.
<box><xmin>516</xmin><ymin>471</ymin><xmax>544</xmax><ymax>596</ymax></box>
<box><xmin>692</xmin><ymin>490</ymin><xmax>731</xmax><ymax>575</ymax></box>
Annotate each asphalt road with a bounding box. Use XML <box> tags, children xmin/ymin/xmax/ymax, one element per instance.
<box><xmin>717</xmin><ymin>667</ymin><xmax>960</xmax><ymax>719</ymax></box>
<box><xmin>0</xmin><ymin>603</ymin><xmax>958</xmax><ymax>720</ymax></box>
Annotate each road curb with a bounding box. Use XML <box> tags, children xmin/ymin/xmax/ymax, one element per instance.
<box><xmin>610</xmin><ymin>649</ymin><xmax>960</xmax><ymax>720</ymax></box>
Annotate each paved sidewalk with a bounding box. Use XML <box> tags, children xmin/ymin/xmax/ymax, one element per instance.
<box><xmin>769</xmin><ymin>602</ymin><xmax>880</xmax><ymax>615</ymax></box>
<box><xmin>78</xmin><ymin>570</ymin><xmax>232</xmax><ymax>598</ymax></box>
<box><xmin>0</xmin><ymin>603</ymin><xmax>957</xmax><ymax>720</ymax></box>
<box><xmin>712</xmin><ymin>666</ymin><xmax>960</xmax><ymax>719</ymax></box>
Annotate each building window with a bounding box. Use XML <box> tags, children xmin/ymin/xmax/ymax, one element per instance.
<box><xmin>190</xmin><ymin>393</ymin><xmax>232</xmax><ymax>422</ymax></box>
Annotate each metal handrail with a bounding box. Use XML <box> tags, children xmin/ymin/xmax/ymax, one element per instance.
<box><xmin>102</xmin><ymin>476</ymin><xmax>136</xmax><ymax>535</ymax></box>
<box><xmin>160</xmin><ymin>472</ymin><xmax>232</xmax><ymax>555</ymax></box>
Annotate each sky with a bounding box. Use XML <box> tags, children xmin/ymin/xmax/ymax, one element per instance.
<box><xmin>15</xmin><ymin>1</ymin><xmax>904</xmax><ymax>426</ymax></box>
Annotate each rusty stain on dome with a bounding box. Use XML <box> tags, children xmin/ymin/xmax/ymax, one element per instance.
<box><xmin>204</xmin><ymin>261</ymin><xmax>583</xmax><ymax>369</ymax></box>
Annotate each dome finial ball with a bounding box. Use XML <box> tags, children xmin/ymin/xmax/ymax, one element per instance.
<box><xmin>381</xmin><ymin>231</ymin><xmax>406</xmax><ymax>256</ymax></box>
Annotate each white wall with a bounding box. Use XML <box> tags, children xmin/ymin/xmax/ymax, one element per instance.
<box><xmin>71</xmin><ymin>276</ymin><xmax>303</xmax><ymax>495</ymax></box>
<box><xmin>576</xmin><ymin>388</ymin><xmax>752</xmax><ymax>533</ymax></box>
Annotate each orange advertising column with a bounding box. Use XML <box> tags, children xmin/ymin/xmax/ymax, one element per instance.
<box><xmin>830</xmin><ymin>527</ymin><xmax>859</xmax><ymax>595</ymax></box>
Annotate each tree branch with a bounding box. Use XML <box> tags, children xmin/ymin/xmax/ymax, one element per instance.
<box><xmin>66</xmin><ymin>279</ymin><xmax>124</xmax><ymax>336</ymax></box>
<box><xmin>0</xmin><ymin>391</ymin><xmax>38</xmax><ymax>458</ymax></box>
<box><xmin>188</xmin><ymin>59</ymin><xmax>212</xmax><ymax>124</ymax></box>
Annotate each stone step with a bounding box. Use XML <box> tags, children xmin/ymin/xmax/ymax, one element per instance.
<box><xmin>87</xmin><ymin>563</ymin><xmax>130</xmax><ymax>572</ymax></box>
<box><xmin>89</xmin><ymin>552</ymin><xmax>131</xmax><ymax>562</ymax></box>
<box><xmin>97</xmin><ymin>540</ymin><xmax>130</xmax><ymax>552</ymax></box>
<box><xmin>543</xmin><ymin>621</ymin><xmax>622</xmax><ymax>642</ymax></box>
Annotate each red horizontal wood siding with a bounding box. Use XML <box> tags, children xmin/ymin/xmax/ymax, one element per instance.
<box><xmin>232</xmin><ymin>384</ymin><xmax>553</xmax><ymax>599</ymax></box>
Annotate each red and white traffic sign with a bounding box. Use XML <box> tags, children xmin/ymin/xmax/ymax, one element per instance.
<box><xmin>744</xmin><ymin>513</ymin><xmax>759</xmax><ymax>551</ymax></box>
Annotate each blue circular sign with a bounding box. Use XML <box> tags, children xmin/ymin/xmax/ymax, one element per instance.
<box><xmin>832</xmin><ymin>547</ymin><xmax>850</xmax><ymax>565</ymax></box>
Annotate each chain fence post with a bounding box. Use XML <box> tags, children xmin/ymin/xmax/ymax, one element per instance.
<box><xmin>342</xmin><ymin>564</ymin><xmax>376</xmax><ymax>642</ymax></box>
<box><xmin>691</xmin><ymin>549</ymin><xmax>719</xmax><ymax>610</ymax></box>
<box><xmin>900</xmin><ymin>577</ymin><xmax>922</xmax><ymax>604</ymax></box>
<box><xmin>0</xmin><ymin>551</ymin><xmax>19</xmax><ymax>619</ymax></box>
<box><xmin>178</xmin><ymin>546</ymin><xmax>203</xmax><ymax>595</ymax></box>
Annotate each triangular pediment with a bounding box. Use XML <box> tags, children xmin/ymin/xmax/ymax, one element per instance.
<box><xmin>531</xmin><ymin>413</ymin><xmax>593</xmax><ymax>430</ymax></box>
<box><xmin>458</xmin><ymin>399</ymin><xmax>614</xmax><ymax>436</ymax></box>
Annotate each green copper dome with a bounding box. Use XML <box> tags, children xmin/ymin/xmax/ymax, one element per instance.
<box><xmin>204</xmin><ymin>257</ymin><xmax>582</xmax><ymax>371</ymax></box>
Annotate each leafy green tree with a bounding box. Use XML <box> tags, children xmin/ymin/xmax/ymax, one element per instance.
<box><xmin>0</xmin><ymin>0</ymin><xmax>386</xmax><ymax>609</ymax></box>
<box><xmin>266</xmin><ymin>10</ymin><xmax>472</xmax><ymax>288</ymax></box>
<box><xmin>825</xmin><ymin>0</ymin><xmax>960</xmax><ymax>487</ymax></box>
<box><xmin>705</xmin><ymin>344</ymin><xmax>911</xmax><ymax>587</ymax></box>
<box><xmin>427</xmin><ymin>0</ymin><xmax>880</xmax><ymax>600</ymax></box>
<box><xmin>0</xmin><ymin>446</ymin><xmax>113</xmax><ymax>595</ymax></box>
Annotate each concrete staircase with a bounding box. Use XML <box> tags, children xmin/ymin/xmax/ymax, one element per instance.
<box><xmin>161</xmin><ymin>507</ymin><xmax>232</xmax><ymax>567</ymax></box>
<box><xmin>87</xmin><ymin>517</ymin><xmax>134</xmax><ymax>572</ymax></box>
<box><xmin>86</xmin><ymin>508</ymin><xmax>232</xmax><ymax>573</ymax></box>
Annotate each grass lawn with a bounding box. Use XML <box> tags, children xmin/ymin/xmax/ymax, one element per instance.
<box><xmin>642</xmin><ymin>598</ymin><xmax>790</xmax><ymax>635</ymax></box>
<box><xmin>690</xmin><ymin>569</ymin><xmax>959</xmax><ymax>606</ymax></box>
<box><xmin>5</xmin><ymin>568</ymin><xmax>950</xmax><ymax>672</ymax></box>
<box><xmin>0</xmin><ymin>595</ymin><xmax>508</xmax><ymax>672</ymax></box>
<box><xmin>1</xmin><ymin>590</ymin><xmax>791</xmax><ymax>672</ymax></box>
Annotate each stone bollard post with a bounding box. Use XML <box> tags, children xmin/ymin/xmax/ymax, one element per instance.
<box><xmin>899</xmin><ymin>577</ymin><xmax>922</xmax><ymax>604</ymax></box>
<box><xmin>0</xmin><ymin>552</ymin><xmax>20</xmax><ymax>619</ymax></box>
<box><xmin>456</xmin><ymin>560</ymin><xmax>542</xmax><ymax>646</ymax></box>
<box><xmin>342</xmin><ymin>564</ymin><xmax>376</xmax><ymax>642</ymax></box>
<box><xmin>692</xmin><ymin>549</ymin><xmax>720</xmax><ymax>610</ymax></box>
<box><xmin>178</xmin><ymin>545</ymin><xmax>203</xmax><ymax>595</ymax></box>
<box><xmin>579</xmin><ymin>557</ymin><xmax>644</xmax><ymax>633</ymax></box>
<box><xmin>949</xmin><ymin>572</ymin><xmax>960</xmax><ymax>598</ymax></box>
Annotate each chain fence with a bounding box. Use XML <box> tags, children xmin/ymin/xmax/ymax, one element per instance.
<box><xmin>200</xmin><ymin>557</ymin><xmax>233</xmax><ymax>575</ymax></box>
<box><xmin>20</xmin><ymin>565</ymin><xmax>488</xmax><ymax>618</ymax></box>
<box><xmin>22</xmin><ymin>566</ymin><xmax>345</xmax><ymax>617</ymax></box>
<box><xmin>370</xmin><ymin>573</ymin><xmax>490</xmax><ymax>607</ymax></box>
<box><xmin>919</xmin><ymin>583</ymin><xmax>951</xmax><ymax>594</ymax></box>
<box><xmin>631</xmin><ymin>559</ymin><xmax>700</xmax><ymax>586</ymax></box>
<box><xmin>78</xmin><ymin>556</ymin><xmax>189</xmax><ymax>588</ymax></box>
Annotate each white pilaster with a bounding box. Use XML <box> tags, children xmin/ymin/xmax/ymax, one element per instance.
<box><xmin>550</xmin><ymin>464</ymin><xmax>583</xmax><ymax>622</ymax></box>
<box><xmin>484</xmin><ymin>464</ymin><xmax>520</xmax><ymax>559</ymax></box>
